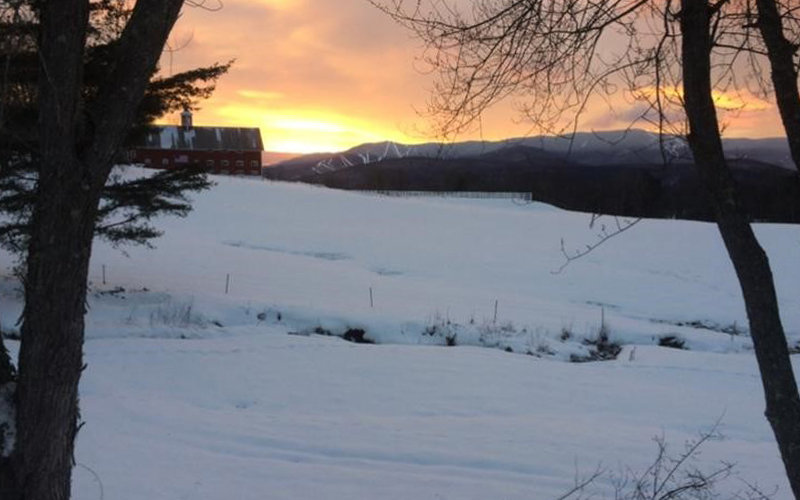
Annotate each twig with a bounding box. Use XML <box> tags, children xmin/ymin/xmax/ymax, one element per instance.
<box><xmin>552</xmin><ymin>216</ymin><xmax>642</xmax><ymax>274</ymax></box>
<box><xmin>76</xmin><ymin>463</ymin><xmax>105</xmax><ymax>500</ymax></box>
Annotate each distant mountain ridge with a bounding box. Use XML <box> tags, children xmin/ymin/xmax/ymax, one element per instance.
<box><xmin>263</xmin><ymin>129</ymin><xmax>800</xmax><ymax>224</ymax></box>
<box><xmin>265</xmin><ymin>129</ymin><xmax>795</xmax><ymax>181</ymax></box>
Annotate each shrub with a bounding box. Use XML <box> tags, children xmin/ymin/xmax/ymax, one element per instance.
<box><xmin>313</xmin><ymin>325</ymin><xmax>333</xmax><ymax>336</ymax></box>
<box><xmin>423</xmin><ymin>313</ymin><xmax>459</xmax><ymax>346</ymax></box>
<box><xmin>499</xmin><ymin>321</ymin><xmax>516</xmax><ymax>333</ymax></box>
<box><xmin>148</xmin><ymin>299</ymin><xmax>205</xmax><ymax>328</ymax></box>
<box><xmin>658</xmin><ymin>335</ymin><xmax>687</xmax><ymax>350</ymax></box>
<box><xmin>535</xmin><ymin>342</ymin><xmax>555</xmax><ymax>356</ymax></box>
<box><xmin>477</xmin><ymin>319</ymin><xmax>516</xmax><ymax>347</ymax></box>
<box><xmin>571</xmin><ymin>326</ymin><xmax>621</xmax><ymax>362</ymax></box>
<box><xmin>342</xmin><ymin>328</ymin><xmax>374</xmax><ymax>344</ymax></box>
<box><xmin>308</xmin><ymin>326</ymin><xmax>374</xmax><ymax>345</ymax></box>
<box><xmin>556</xmin><ymin>426</ymin><xmax>752</xmax><ymax>500</ymax></box>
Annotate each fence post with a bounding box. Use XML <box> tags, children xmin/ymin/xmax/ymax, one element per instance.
<box><xmin>225</xmin><ymin>274</ymin><xmax>230</xmax><ymax>294</ymax></box>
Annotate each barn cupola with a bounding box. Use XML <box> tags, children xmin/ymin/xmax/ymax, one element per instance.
<box><xmin>180</xmin><ymin>108</ymin><xmax>193</xmax><ymax>130</ymax></box>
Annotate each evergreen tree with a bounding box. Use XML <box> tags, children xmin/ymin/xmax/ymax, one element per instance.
<box><xmin>0</xmin><ymin>0</ymin><xmax>229</xmax><ymax>256</ymax></box>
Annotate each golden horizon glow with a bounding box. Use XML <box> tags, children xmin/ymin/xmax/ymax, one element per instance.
<box><xmin>216</xmin><ymin>104</ymin><xmax>424</xmax><ymax>153</ymax></box>
<box><xmin>652</xmin><ymin>86</ymin><xmax>772</xmax><ymax>112</ymax></box>
<box><xmin>164</xmin><ymin>0</ymin><xmax>790</xmax><ymax>154</ymax></box>
<box><xmin>159</xmin><ymin>104</ymin><xmax>430</xmax><ymax>154</ymax></box>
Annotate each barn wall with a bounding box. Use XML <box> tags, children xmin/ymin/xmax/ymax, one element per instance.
<box><xmin>130</xmin><ymin>148</ymin><xmax>262</xmax><ymax>176</ymax></box>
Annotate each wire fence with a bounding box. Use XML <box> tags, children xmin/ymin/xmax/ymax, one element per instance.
<box><xmin>360</xmin><ymin>190</ymin><xmax>533</xmax><ymax>201</ymax></box>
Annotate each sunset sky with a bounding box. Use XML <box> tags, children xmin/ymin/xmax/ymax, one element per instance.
<box><xmin>163</xmin><ymin>0</ymin><xmax>790</xmax><ymax>154</ymax></box>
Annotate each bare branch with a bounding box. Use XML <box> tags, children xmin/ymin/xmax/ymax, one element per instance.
<box><xmin>552</xmin><ymin>216</ymin><xmax>642</xmax><ymax>275</ymax></box>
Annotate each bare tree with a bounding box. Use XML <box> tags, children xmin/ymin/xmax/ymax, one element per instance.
<box><xmin>557</xmin><ymin>426</ymin><xmax>739</xmax><ymax>500</ymax></box>
<box><xmin>680</xmin><ymin>3</ymin><xmax>800</xmax><ymax>499</ymax></box>
<box><xmin>373</xmin><ymin>0</ymin><xmax>800</xmax><ymax>498</ymax></box>
<box><xmin>753</xmin><ymin>0</ymin><xmax>800</xmax><ymax>171</ymax></box>
<box><xmin>0</xmin><ymin>1</ymin><xmax>185</xmax><ymax>499</ymax></box>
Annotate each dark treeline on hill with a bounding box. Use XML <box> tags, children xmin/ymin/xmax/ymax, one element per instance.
<box><xmin>265</xmin><ymin>138</ymin><xmax>800</xmax><ymax>224</ymax></box>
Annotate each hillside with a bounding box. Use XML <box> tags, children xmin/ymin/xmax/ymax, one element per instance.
<box><xmin>308</xmin><ymin>154</ymin><xmax>797</xmax><ymax>222</ymax></box>
<box><xmin>2</xmin><ymin>170</ymin><xmax>799</xmax><ymax>499</ymax></box>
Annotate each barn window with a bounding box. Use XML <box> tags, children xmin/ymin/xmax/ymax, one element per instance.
<box><xmin>221</xmin><ymin>159</ymin><xmax>230</xmax><ymax>167</ymax></box>
<box><xmin>206</xmin><ymin>159</ymin><xmax>214</xmax><ymax>167</ymax></box>
<box><xmin>144</xmin><ymin>158</ymin><xmax>152</xmax><ymax>165</ymax></box>
<box><xmin>161</xmin><ymin>158</ymin><xmax>169</xmax><ymax>166</ymax></box>
<box><xmin>235</xmin><ymin>160</ymin><xmax>244</xmax><ymax>167</ymax></box>
<box><xmin>250</xmin><ymin>160</ymin><xmax>259</xmax><ymax>168</ymax></box>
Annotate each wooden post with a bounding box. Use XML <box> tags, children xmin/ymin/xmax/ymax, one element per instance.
<box><xmin>225</xmin><ymin>274</ymin><xmax>230</xmax><ymax>294</ymax></box>
<box><xmin>102</xmin><ymin>265</ymin><xmax>106</xmax><ymax>285</ymax></box>
<box><xmin>599</xmin><ymin>307</ymin><xmax>608</xmax><ymax>339</ymax></box>
<box><xmin>369</xmin><ymin>287</ymin><xmax>374</xmax><ymax>308</ymax></box>
<box><xmin>493</xmin><ymin>300</ymin><xmax>498</xmax><ymax>323</ymax></box>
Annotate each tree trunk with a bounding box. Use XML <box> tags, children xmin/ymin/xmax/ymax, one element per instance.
<box><xmin>3</xmin><ymin>2</ymin><xmax>93</xmax><ymax>498</ymax></box>
<box><xmin>0</xmin><ymin>327</ymin><xmax>17</xmax><ymax>497</ymax></box>
<box><xmin>680</xmin><ymin>3</ymin><xmax>800</xmax><ymax>499</ymax></box>
<box><xmin>0</xmin><ymin>1</ymin><xmax>92</xmax><ymax>497</ymax></box>
<box><xmin>756</xmin><ymin>0</ymin><xmax>800</xmax><ymax>173</ymax></box>
<box><xmin>0</xmin><ymin>1</ymin><xmax>184</xmax><ymax>498</ymax></box>
<box><xmin>14</xmin><ymin>166</ymin><xmax>100</xmax><ymax>500</ymax></box>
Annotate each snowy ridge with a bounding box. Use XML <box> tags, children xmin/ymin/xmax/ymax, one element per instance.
<box><xmin>282</xmin><ymin>129</ymin><xmax>791</xmax><ymax>178</ymax></box>
<box><xmin>309</xmin><ymin>138</ymin><xmax>524</xmax><ymax>174</ymax></box>
<box><xmin>313</xmin><ymin>141</ymin><xmax>420</xmax><ymax>173</ymax></box>
<box><xmin>299</xmin><ymin>131</ymin><xmax>651</xmax><ymax>176</ymax></box>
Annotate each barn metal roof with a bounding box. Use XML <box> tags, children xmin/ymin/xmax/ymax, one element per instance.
<box><xmin>137</xmin><ymin>126</ymin><xmax>264</xmax><ymax>152</ymax></box>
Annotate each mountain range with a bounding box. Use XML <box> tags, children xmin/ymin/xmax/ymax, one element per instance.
<box><xmin>264</xmin><ymin>129</ymin><xmax>800</xmax><ymax>224</ymax></box>
<box><xmin>266</xmin><ymin>129</ymin><xmax>795</xmax><ymax>180</ymax></box>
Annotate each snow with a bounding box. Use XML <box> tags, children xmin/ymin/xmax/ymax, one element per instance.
<box><xmin>182</xmin><ymin>127</ymin><xmax>197</xmax><ymax>148</ymax></box>
<box><xmin>53</xmin><ymin>170</ymin><xmax>799</xmax><ymax>354</ymax></box>
<box><xmin>63</xmin><ymin>336</ymin><xmax>791</xmax><ymax>499</ymax></box>
<box><xmin>1</xmin><ymin>167</ymin><xmax>799</xmax><ymax>498</ymax></box>
<box><xmin>156</xmin><ymin>126</ymin><xmax>196</xmax><ymax>149</ymax></box>
<box><xmin>159</xmin><ymin>126</ymin><xmax>178</xmax><ymax>149</ymax></box>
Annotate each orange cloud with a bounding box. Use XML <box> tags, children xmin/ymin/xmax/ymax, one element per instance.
<box><xmin>237</xmin><ymin>89</ymin><xmax>285</xmax><ymax>100</ymax></box>
<box><xmin>161</xmin><ymin>1</ymin><xmax>788</xmax><ymax>153</ymax></box>
<box><xmin>654</xmin><ymin>86</ymin><xmax>771</xmax><ymax>112</ymax></box>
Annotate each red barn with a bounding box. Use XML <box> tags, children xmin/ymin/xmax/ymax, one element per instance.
<box><xmin>130</xmin><ymin>110</ymin><xmax>264</xmax><ymax>175</ymax></box>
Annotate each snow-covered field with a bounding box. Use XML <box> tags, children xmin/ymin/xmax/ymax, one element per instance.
<box><xmin>2</xmin><ymin>168</ymin><xmax>799</xmax><ymax>499</ymax></box>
